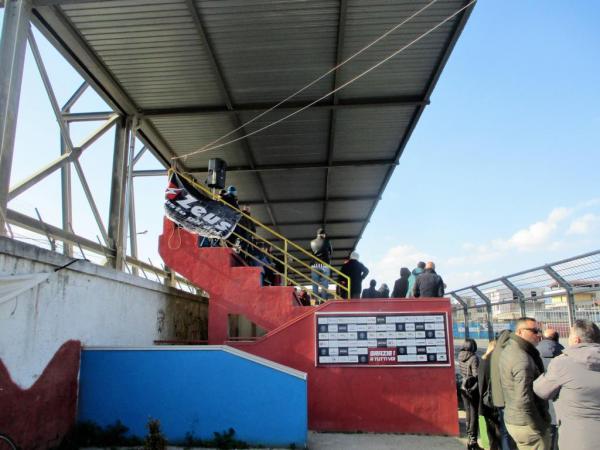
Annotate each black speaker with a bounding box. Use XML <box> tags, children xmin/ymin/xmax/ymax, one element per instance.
<box><xmin>207</xmin><ymin>158</ymin><xmax>227</xmax><ymax>189</ymax></box>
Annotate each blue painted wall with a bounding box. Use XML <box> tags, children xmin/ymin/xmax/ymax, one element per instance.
<box><xmin>78</xmin><ymin>348</ymin><xmax>307</xmax><ymax>447</ymax></box>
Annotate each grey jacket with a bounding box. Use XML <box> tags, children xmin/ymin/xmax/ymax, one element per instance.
<box><xmin>533</xmin><ymin>343</ymin><xmax>600</xmax><ymax>450</ymax></box>
<box><xmin>499</xmin><ymin>334</ymin><xmax>550</xmax><ymax>431</ymax></box>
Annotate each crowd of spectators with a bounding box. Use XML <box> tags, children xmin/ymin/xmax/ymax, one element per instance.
<box><xmin>460</xmin><ymin>318</ymin><xmax>600</xmax><ymax>450</ymax></box>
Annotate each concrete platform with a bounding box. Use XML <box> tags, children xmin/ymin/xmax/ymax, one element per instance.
<box><xmin>307</xmin><ymin>431</ymin><xmax>467</xmax><ymax>449</ymax></box>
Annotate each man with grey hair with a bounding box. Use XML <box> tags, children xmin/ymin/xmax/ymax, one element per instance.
<box><xmin>499</xmin><ymin>317</ymin><xmax>551</xmax><ymax>449</ymax></box>
<box><xmin>413</xmin><ymin>261</ymin><xmax>445</xmax><ymax>298</ymax></box>
<box><xmin>534</xmin><ymin>319</ymin><xmax>600</xmax><ymax>450</ymax></box>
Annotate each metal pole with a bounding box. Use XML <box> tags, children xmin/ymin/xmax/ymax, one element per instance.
<box><xmin>121</xmin><ymin>116</ymin><xmax>138</xmax><ymax>265</ymax></box>
<box><xmin>60</xmin><ymin>122</ymin><xmax>73</xmax><ymax>256</ymax></box>
<box><xmin>107</xmin><ymin>118</ymin><xmax>129</xmax><ymax>269</ymax></box>
<box><xmin>451</xmin><ymin>293</ymin><xmax>469</xmax><ymax>339</ymax></box>
<box><xmin>472</xmin><ymin>286</ymin><xmax>494</xmax><ymax>341</ymax></box>
<box><xmin>0</xmin><ymin>0</ymin><xmax>32</xmax><ymax>235</ymax></box>
<box><xmin>128</xmin><ymin>171</ymin><xmax>139</xmax><ymax>275</ymax></box>
<box><xmin>284</xmin><ymin>240</ymin><xmax>288</xmax><ymax>285</ymax></box>
<box><xmin>544</xmin><ymin>265</ymin><xmax>576</xmax><ymax>327</ymax></box>
<box><xmin>501</xmin><ymin>277</ymin><xmax>526</xmax><ymax>317</ymax></box>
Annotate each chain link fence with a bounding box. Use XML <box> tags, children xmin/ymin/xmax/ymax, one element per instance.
<box><xmin>449</xmin><ymin>250</ymin><xmax>600</xmax><ymax>340</ymax></box>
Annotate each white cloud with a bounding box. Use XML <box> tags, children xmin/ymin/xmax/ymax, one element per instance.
<box><xmin>502</xmin><ymin>207</ymin><xmax>571</xmax><ymax>251</ymax></box>
<box><xmin>567</xmin><ymin>213</ymin><xmax>600</xmax><ymax>235</ymax></box>
<box><xmin>368</xmin><ymin>244</ymin><xmax>432</xmax><ymax>287</ymax></box>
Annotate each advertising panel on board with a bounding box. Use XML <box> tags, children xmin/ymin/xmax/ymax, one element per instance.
<box><xmin>315</xmin><ymin>312</ymin><xmax>450</xmax><ymax>367</ymax></box>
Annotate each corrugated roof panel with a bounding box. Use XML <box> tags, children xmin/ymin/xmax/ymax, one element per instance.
<box><xmin>327</xmin><ymin>166</ymin><xmax>389</xmax><ymax>197</ymax></box>
<box><xmin>148</xmin><ymin>115</ymin><xmax>248</xmax><ymax>167</ymax></box>
<box><xmin>333</xmin><ymin>106</ymin><xmax>416</xmax><ymax>161</ymax></box>
<box><xmin>338</xmin><ymin>0</ymin><xmax>464</xmax><ymax>99</ymax></box>
<box><xmin>271</xmin><ymin>202</ymin><xmax>322</xmax><ymax>224</ymax></box>
<box><xmin>239</xmin><ymin>109</ymin><xmax>330</xmax><ymax>166</ymax></box>
<box><xmin>326</xmin><ymin>199</ymin><xmax>376</xmax><ymax>221</ymax></box>
<box><xmin>62</xmin><ymin>0</ymin><xmax>225</xmax><ymax>108</ymax></box>
<box><xmin>197</xmin><ymin>0</ymin><xmax>340</xmax><ymax>104</ymax></box>
<box><xmin>261</xmin><ymin>168</ymin><xmax>326</xmax><ymax>201</ymax></box>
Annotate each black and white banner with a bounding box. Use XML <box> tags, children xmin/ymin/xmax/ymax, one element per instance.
<box><xmin>164</xmin><ymin>172</ymin><xmax>241</xmax><ymax>239</ymax></box>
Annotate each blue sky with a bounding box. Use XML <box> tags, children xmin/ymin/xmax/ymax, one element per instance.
<box><xmin>2</xmin><ymin>1</ymin><xmax>599</xmax><ymax>290</ymax></box>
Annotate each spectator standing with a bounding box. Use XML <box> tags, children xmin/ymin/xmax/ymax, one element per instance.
<box><xmin>490</xmin><ymin>330</ymin><xmax>517</xmax><ymax>450</ymax></box>
<box><xmin>413</xmin><ymin>261</ymin><xmax>445</xmax><ymax>298</ymax></box>
<box><xmin>479</xmin><ymin>340</ymin><xmax>501</xmax><ymax>450</ymax></box>
<box><xmin>459</xmin><ymin>338</ymin><xmax>483</xmax><ymax>450</ymax></box>
<box><xmin>536</xmin><ymin>328</ymin><xmax>564</xmax><ymax>449</ymax></box>
<box><xmin>362</xmin><ymin>279</ymin><xmax>379</xmax><ymax>299</ymax></box>
<box><xmin>378</xmin><ymin>283</ymin><xmax>390</xmax><ymax>298</ymax></box>
<box><xmin>406</xmin><ymin>261</ymin><xmax>425</xmax><ymax>297</ymax></box>
<box><xmin>392</xmin><ymin>267</ymin><xmax>411</xmax><ymax>298</ymax></box>
<box><xmin>309</xmin><ymin>228</ymin><xmax>333</xmax><ymax>301</ymax></box>
<box><xmin>533</xmin><ymin>320</ymin><xmax>600</xmax><ymax>450</ymax></box>
<box><xmin>499</xmin><ymin>318</ymin><xmax>551</xmax><ymax>449</ymax></box>
<box><xmin>339</xmin><ymin>252</ymin><xmax>369</xmax><ymax>299</ymax></box>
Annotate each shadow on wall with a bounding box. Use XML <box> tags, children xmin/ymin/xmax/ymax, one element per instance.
<box><xmin>0</xmin><ymin>340</ymin><xmax>81</xmax><ymax>449</ymax></box>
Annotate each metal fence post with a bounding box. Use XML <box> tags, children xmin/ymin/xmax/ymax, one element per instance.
<box><xmin>472</xmin><ymin>286</ymin><xmax>494</xmax><ymax>341</ymax></box>
<box><xmin>451</xmin><ymin>293</ymin><xmax>469</xmax><ymax>338</ymax></box>
<box><xmin>544</xmin><ymin>265</ymin><xmax>576</xmax><ymax>327</ymax></box>
<box><xmin>501</xmin><ymin>277</ymin><xmax>526</xmax><ymax>317</ymax></box>
<box><xmin>0</xmin><ymin>0</ymin><xmax>32</xmax><ymax>235</ymax></box>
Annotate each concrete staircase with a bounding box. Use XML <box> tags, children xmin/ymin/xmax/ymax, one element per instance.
<box><xmin>159</xmin><ymin>218</ymin><xmax>306</xmax><ymax>343</ymax></box>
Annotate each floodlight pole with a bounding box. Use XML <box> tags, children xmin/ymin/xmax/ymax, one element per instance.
<box><xmin>0</xmin><ymin>0</ymin><xmax>32</xmax><ymax>235</ymax></box>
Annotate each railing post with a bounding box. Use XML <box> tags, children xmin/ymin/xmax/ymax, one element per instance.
<box><xmin>472</xmin><ymin>286</ymin><xmax>494</xmax><ymax>341</ymax></box>
<box><xmin>284</xmin><ymin>240</ymin><xmax>288</xmax><ymax>285</ymax></box>
<box><xmin>451</xmin><ymin>293</ymin><xmax>469</xmax><ymax>339</ymax></box>
<box><xmin>544</xmin><ymin>265</ymin><xmax>576</xmax><ymax>327</ymax></box>
<box><xmin>501</xmin><ymin>277</ymin><xmax>526</xmax><ymax>318</ymax></box>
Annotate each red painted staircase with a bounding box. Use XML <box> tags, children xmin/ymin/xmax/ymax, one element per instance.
<box><xmin>159</xmin><ymin>218</ymin><xmax>307</xmax><ymax>344</ymax></box>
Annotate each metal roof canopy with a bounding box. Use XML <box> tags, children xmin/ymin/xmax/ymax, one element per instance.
<box><xmin>30</xmin><ymin>0</ymin><xmax>473</xmax><ymax>256</ymax></box>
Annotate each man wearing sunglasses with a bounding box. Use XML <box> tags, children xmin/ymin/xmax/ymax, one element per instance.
<box><xmin>499</xmin><ymin>317</ymin><xmax>551</xmax><ymax>449</ymax></box>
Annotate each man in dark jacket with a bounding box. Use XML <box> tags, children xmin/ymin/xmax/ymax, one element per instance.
<box><xmin>310</xmin><ymin>228</ymin><xmax>332</xmax><ymax>301</ymax></box>
<box><xmin>534</xmin><ymin>320</ymin><xmax>600</xmax><ymax>450</ymax></box>
<box><xmin>490</xmin><ymin>330</ymin><xmax>517</xmax><ymax>450</ymax></box>
<box><xmin>339</xmin><ymin>252</ymin><xmax>369</xmax><ymax>299</ymax></box>
<box><xmin>392</xmin><ymin>267</ymin><xmax>411</xmax><ymax>298</ymax></box>
<box><xmin>537</xmin><ymin>328</ymin><xmax>564</xmax><ymax>448</ymax></box>
<box><xmin>413</xmin><ymin>261</ymin><xmax>445</xmax><ymax>298</ymax></box>
<box><xmin>362</xmin><ymin>279</ymin><xmax>379</xmax><ymax>299</ymax></box>
<box><xmin>499</xmin><ymin>317</ymin><xmax>551</xmax><ymax>449</ymax></box>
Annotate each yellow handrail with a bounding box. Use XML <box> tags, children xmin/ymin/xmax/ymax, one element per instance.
<box><xmin>170</xmin><ymin>169</ymin><xmax>351</xmax><ymax>299</ymax></box>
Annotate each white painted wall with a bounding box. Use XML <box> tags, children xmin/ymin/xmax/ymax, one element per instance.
<box><xmin>0</xmin><ymin>237</ymin><xmax>207</xmax><ymax>388</ymax></box>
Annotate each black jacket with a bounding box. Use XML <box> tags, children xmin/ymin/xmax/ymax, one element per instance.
<box><xmin>537</xmin><ymin>339</ymin><xmax>564</xmax><ymax>370</ymax></box>
<box><xmin>310</xmin><ymin>236</ymin><xmax>332</xmax><ymax>264</ymax></box>
<box><xmin>413</xmin><ymin>269</ymin><xmax>444</xmax><ymax>298</ymax></box>
<box><xmin>361</xmin><ymin>286</ymin><xmax>378</xmax><ymax>299</ymax></box>
<box><xmin>536</xmin><ymin>338</ymin><xmax>564</xmax><ymax>425</ymax></box>
<box><xmin>340</xmin><ymin>259</ymin><xmax>369</xmax><ymax>298</ymax></box>
<box><xmin>392</xmin><ymin>268</ymin><xmax>411</xmax><ymax>298</ymax></box>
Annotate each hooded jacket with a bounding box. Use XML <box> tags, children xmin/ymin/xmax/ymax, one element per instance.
<box><xmin>499</xmin><ymin>334</ymin><xmax>550</xmax><ymax>431</ymax></box>
<box><xmin>392</xmin><ymin>268</ymin><xmax>411</xmax><ymax>298</ymax></box>
<box><xmin>533</xmin><ymin>343</ymin><xmax>600</xmax><ymax>450</ymax></box>
<box><xmin>459</xmin><ymin>349</ymin><xmax>480</xmax><ymax>380</ymax></box>
<box><xmin>310</xmin><ymin>236</ymin><xmax>332</xmax><ymax>264</ymax></box>
<box><xmin>406</xmin><ymin>267</ymin><xmax>424</xmax><ymax>297</ymax></box>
